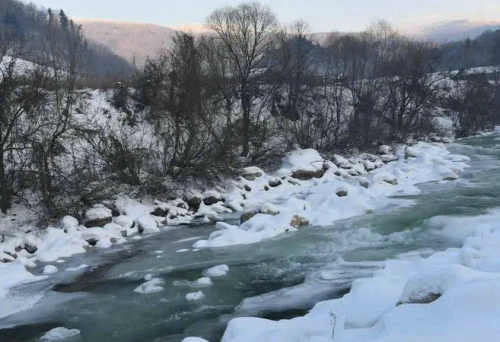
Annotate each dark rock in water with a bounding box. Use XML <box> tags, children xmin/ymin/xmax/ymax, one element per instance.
<box><xmin>24</xmin><ymin>243</ymin><xmax>38</xmax><ymax>254</ymax></box>
<box><xmin>84</xmin><ymin>217</ymin><xmax>112</xmax><ymax>228</ymax></box>
<box><xmin>176</xmin><ymin>202</ymin><xmax>188</xmax><ymax>209</ymax></box>
<box><xmin>15</xmin><ymin>245</ymin><xmax>23</xmax><ymax>253</ymax></box>
<box><xmin>111</xmin><ymin>207</ymin><xmax>120</xmax><ymax>217</ymax></box>
<box><xmin>336</xmin><ymin>190</ymin><xmax>348</xmax><ymax>197</ymax></box>
<box><xmin>4</xmin><ymin>251</ymin><xmax>17</xmax><ymax>259</ymax></box>
<box><xmin>264</xmin><ymin>185</ymin><xmax>270</xmax><ymax>191</ymax></box>
<box><xmin>151</xmin><ymin>207</ymin><xmax>169</xmax><ymax>217</ymax></box>
<box><xmin>398</xmin><ymin>293</ymin><xmax>441</xmax><ymax>306</ymax></box>
<box><xmin>244</xmin><ymin>185</ymin><xmax>252</xmax><ymax>192</ymax></box>
<box><xmin>120</xmin><ymin>230</ymin><xmax>128</xmax><ymax>238</ymax></box>
<box><xmin>86</xmin><ymin>238</ymin><xmax>98</xmax><ymax>246</ymax></box>
<box><xmin>269</xmin><ymin>179</ymin><xmax>282</xmax><ymax>187</ymax></box>
<box><xmin>203</xmin><ymin>196</ymin><xmax>220</xmax><ymax>206</ymax></box>
<box><xmin>137</xmin><ymin>224</ymin><xmax>144</xmax><ymax>234</ymax></box>
<box><xmin>186</xmin><ymin>196</ymin><xmax>202</xmax><ymax>212</ymax></box>
<box><xmin>291</xmin><ymin>168</ymin><xmax>325</xmax><ymax>180</ymax></box>
<box><xmin>240</xmin><ymin>210</ymin><xmax>259</xmax><ymax>224</ymax></box>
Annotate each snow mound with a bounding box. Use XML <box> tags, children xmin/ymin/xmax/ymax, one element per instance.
<box><xmin>40</xmin><ymin>327</ymin><xmax>81</xmax><ymax>341</ymax></box>
<box><xmin>43</xmin><ymin>265</ymin><xmax>58</xmax><ymax>274</ymax></box>
<box><xmin>134</xmin><ymin>278</ymin><xmax>164</xmax><ymax>294</ymax></box>
<box><xmin>203</xmin><ymin>264</ymin><xmax>229</xmax><ymax>277</ymax></box>
<box><xmin>186</xmin><ymin>291</ymin><xmax>205</xmax><ymax>301</ymax></box>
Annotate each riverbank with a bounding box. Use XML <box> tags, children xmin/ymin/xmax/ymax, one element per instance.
<box><xmin>0</xmin><ymin>136</ymin><xmax>471</xmax><ymax>329</ymax></box>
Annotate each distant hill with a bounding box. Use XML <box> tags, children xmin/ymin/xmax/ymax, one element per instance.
<box><xmin>410</xmin><ymin>19</ymin><xmax>500</xmax><ymax>43</ymax></box>
<box><xmin>77</xmin><ymin>20</ymin><xmax>178</xmax><ymax>67</ymax></box>
<box><xmin>0</xmin><ymin>0</ymin><xmax>133</xmax><ymax>77</ymax></box>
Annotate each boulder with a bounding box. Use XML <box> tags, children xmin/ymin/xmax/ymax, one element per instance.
<box><xmin>24</xmin><ymin>243</ymin><xmax>38</xmax><ymax>254</ymax></box>
<box><xmin>378</xmin><ymin>145</ymin><xmax>392</xmax><ymax>155</ymax></box>
<box><xmin>244</xmin><ymin>185</ymin><xmax>252</xmax><ymax>192</ymax></box>
<box><xmin>114</xmin><ymin>215</ymin><xmax>134</xmax><ymax>229</ymax></box>
<box><xmin>359</xmin><ymin>178</ymin><xmax>370</xmax><ymax>189</ymax></box>
<box><xmin>151</xmin><ymin>207</ymin><xmax>169</xmax><ymax>217</ymax></box>
<box><xmin>135</xmin><ymin>215</ymin><xmax>160</xmax><ymax>234</ymax></box>
<box><xmin>185</xmin><ymin>196</ymin><xmax>202</xmax><ymax>212</ymax></box>
<box><xmin>241</xmin><ymin>166</ymin><xmax>264</xmax><ymax>181</ymax></box>
<box><xmin>60</xmin><ymin>216</ymin><xmax>79</xmax><ymax>230</ymax></box>
<box><xmin>333</xmin><ymin>155</ymin><xmax>352</xmax><ymax>169</ymax></box>
<box><xmin>290</xmin><ymin>215</ymin><xmax>309</xmax><ymax>229</ymax></box>
<box><xmin>336</xmin><ymin>189</ymin><xmax>348</xmax><ymax>197</ymax></box>
<box><xmin>269</xmin><ymin>178</ymin><xmax>282</xmax><ymax>187</ymax></box>
<box><xmin>84</xmin><ymin>206</ymin><xmax>112</xmax><ymax>228</ymax></box>
<box><xmin>291</xmin><ymin>168</ymin><xmax>325</xmax><ymax>180</ymax></box>
<box><xmin>240</xmin><ymin>210</ymin><xmax>259</xmax><ymax>224</ymax></box>
<box><xmin>86</xmin><ymin>238</ymin><xmax>98</xmax><ymax>246</ymax></box>
<box><xmin>380</xmin><ymin>154</ymin><xmax>398</xmax><ymax>163</ymax></box>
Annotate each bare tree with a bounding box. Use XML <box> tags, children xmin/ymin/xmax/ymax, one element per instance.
<box><xmin>207</xmin><ymin>2</ymin><xmax>278</xmax><ymax>156</ymax></box>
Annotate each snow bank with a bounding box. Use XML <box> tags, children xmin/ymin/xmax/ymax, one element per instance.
<box><xmin>221</xmin><ymin>209</ymin><xmax>500</xmax><ymax>342</ymax></box>
<box><xmin>196</xmin><ymin>142</ymin><xmax>469</xmax><ymax>248</ymax></box>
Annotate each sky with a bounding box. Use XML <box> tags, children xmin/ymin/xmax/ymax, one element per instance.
<box><xmin>25</xmin><ymin>0</ymin><xmax>500</xmax><ymax>33</ymax></box>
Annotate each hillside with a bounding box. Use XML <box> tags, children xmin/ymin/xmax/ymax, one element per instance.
<box><xmin>77</xmin><ymin>19</ymin><xmax>178</xmax><ymax>67</ymax></box>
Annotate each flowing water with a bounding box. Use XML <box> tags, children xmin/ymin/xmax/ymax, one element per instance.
<box><xmin>2</xmin><ymin>133</ymin><xmax>500</xmax><ymax>342</ymax></box>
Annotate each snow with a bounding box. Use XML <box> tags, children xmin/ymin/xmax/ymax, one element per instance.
<box><xmin>134</xmin><ymin>278</ymin><xmax>164</xmax><ymax>294</ymax></box>
<box><xmin>221</xmin><ymin>209</ymin><xmax>500</xmax><ymax>342</ymax></box>
<box><xmin>60</xmin><ymin>216</ymin><xmax>79</xmax><ymax>229</ymax></box>
<box><xmin>135</xmin><ymin>215</ymin><xmax>160</xmax><ymax>234</ymax></box>
<box><xmin>195</xmin><ymin>142</ymin><xmax>469</xmax><ymax>249</ymax></box>
<box><xmin>182</xmin><ymin>338</ymin><xmax>210</xmax><ymax>342</ymax></box>
<box><xmin>43</xmin><ymin>265</ymin><xmax>58</xmax><ymax>274</ymax></box>
<box><xmin>40</xmin><ymin>327</ymin><xmax>81</xmax><ymax>341</ymax></box>
<box><xmin>194</xmin><ymin>277</ymin><xmax>213</xmax><ymax>287</ymax></box>
<box><xmin>85</xmin><ymin>205</ymin><xmax>112</xmax><ymax>221</ymax></box>
<box><xmin>66</xmin><ymin>264</ymin><xmax>89</xmax><ymax>272</ymax></box>
<box><xmin>203</xmin><ymin>264</ymin><xmax>229</xmax><ymax>277</ymax></box>
<box><xmin>186</xmin><ymin>291</ymin><xmax>205</xmax><ymax>301</ymax></box>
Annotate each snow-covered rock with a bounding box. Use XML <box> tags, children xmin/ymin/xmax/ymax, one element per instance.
<box><xmin>203</xmin><ymin>264</ymin><xmax>229</xmax><ymax>277</ymax></box>
<box><xmin>186</xmin><ymin>291</ymin><xmax>205</xmax><ymax>301</ymax></box>
<box><xmin>40</xmin><ymin>327</ymin><xmax>81</xmax><ymax>341</ymax></box>
<box><xmin>134</xmin><ymin>278</ymin><xmax>164</xmax><ymax>294</ymax></box>
<box><xmin>84</xmin><ymin>205</ymin><xmax>112</xmax><ymax>228</ymax></box>
<box><xmin>135</xmin><ymin>215</ymin><xmax>160</xmax><ymax>234</ymax></box>
<box><xmin>42</xmin><ymin>265</ymin><xmax>58</xmax><ymax>274</ymax></box>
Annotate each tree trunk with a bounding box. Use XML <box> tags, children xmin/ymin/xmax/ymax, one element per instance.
<box><xmin>0</xmin><ymin>154</ymin><xmax>11</xmax><ymax>214</ymax></box>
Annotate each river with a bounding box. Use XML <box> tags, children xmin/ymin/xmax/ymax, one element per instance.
<box><xmin>2</xmin><ymin>133</ymin><xmax>500</xmax><ymax>342</ymax></box>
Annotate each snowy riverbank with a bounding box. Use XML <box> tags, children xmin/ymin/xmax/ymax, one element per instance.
<box><xmin>0</xmin><ymin>138</ymin><xmax>469</xmax><ymax>326</ymax></box>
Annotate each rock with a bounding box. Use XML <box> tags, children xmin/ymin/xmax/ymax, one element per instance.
<box><xmin>244</xmin><ymin>185</ymin><xmax>252</xmax><ymax>192</ymax></box>
<box><xmin>384</xmin><ymin>178</ymin><xmax>398</xmax><ymax>185</ymax></box>
<box><xmin>443</xmin><ymin>171</ymin><xmax>459</xmax><ymax>181</ymax></box>
<box><xmin>40</xmin><ymin>327</ymin><xmax>80</xmax><ymax>341</ymax></box>
<box><xmin>60</xmin><ymin>216</ymin><xmax>79</xmax><ymax>229</ymax></box>
<box><xmin>186</xmin><ymin>291</ymin><xmax>205</xmax><ymax>301</ymax></box>
<box><xmin>264</xmin><ymin>185</ymin><xmax>270</xmax><ymax>191</ymax></box>
<box><xmin>203</xmin><ymin>264</ymin><xmax>229</xmax><ymax>277</ymax></box>
<box><xmin>378</xmin><ymin>145</ymin><xmax>392</xmax><ymax>155</ymax></box>
<box><xmin>359</xmin><ymin>178</ymin><xmax>370</xmax><ymax>188</ymax></box>
<box><xmin>114</xmin><ymin>215</ymin><xmax>134</xmax><ymax>229</ymax></box>
<box><xmin>290</xmin><ymin>215</ymin><xmax>309</xmax><ymax>229</ymax></box>
<box><xmin>203</xmin><ymin>196</ymin><xmax>220</xmax><ymax>206</ymax></box>
<box><xmin>332</xmin><ymin>154</ymin><xmax>351</xmax><ymax>169</ymax></box>
<box><xmin>363</xmin><ymin>160</ymin><xmax>377</xmax><ymax>171</ymax></box>
<box><xmin>86</xmin><ymin>238</ymin><xmax>98</xmax><ymax>246</ymax></box>
<box><xmin>336</xmin><ymin>189</ymin><xmax>348</xmax><ymax>197</ymax></box>
<box><xmin>186</xmin><ymin>196</ymin><xmax>202</xmax><ymax>212</ymax></box>
<box><xmin>405</xmin><ymin>146</ymin><xmax>419</xmax><ymax>159</ymax></box>
<box><xmin>269</xmin><ymin>178</ymin><xmax>282</xmax><ymax>187</ymax></box>
<box><xmin>380</xmin><ymin>154</ymin><xmax>398</xmax><ymax>163</ymax></box>
<box><xmin>43</xmin><ymin>265</ymin><xmax>58</xmax><ymax>274</ymax></box>
<box><xmin>151</xmin><ymin>207</ymin><xmax>169</xmax><ymax>217</ymax></box>
<box><xmin>240</xmin><ymin>210</ymin><xmax>259</xmax><ymax>224</ymax></box>
<box><xmin>288</xmin><ymin>179</ymin><xmax>300</xmax><ymax>185</ymax></box>
<box><xmin>24</xmin><ymin>243</ymin><xmax>37</xmax><ymax>254</ymax></box>
<box><xmin>121</xmin><ymin>230</ymin><xmax>128</xmax><ymax>238</ymax></box>
<box><xmin>135</xmin><ymin>215</ymin><xmax>160</xmax><ymax>234</ymax></box>
<box><xmin>241</xmin><ymin>166</ymin><xmax>264</xmax><ymax>181</ymax></box>
<box><xmin>291</xmin><ymin>168</ymin><xmax>325</xmax><ymax>180</ymax></box>
<box><xmin>4</xmin><ymin>251</ymin><xmax>17</xmax><ymax>259</ymax></box>
<box><xmin>84</xmin><ymin>206</ymin><xmax>112</xmax><ymax>228</ymax></box>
